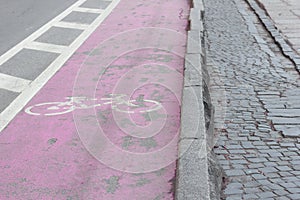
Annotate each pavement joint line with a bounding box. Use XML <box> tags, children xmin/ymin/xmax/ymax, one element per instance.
<box><xmin>0</xmin><ymin>0</ymin><xmax>88</xmax><ymax>66</ymax></box>
<box><xmin>73</xmin><ymin>7</ymin><xmax>104</xmax><ymax>14</ymax></box>
<box><xmin>0</xmin><ymin>0</ymin><xmax>121</xmax><ymax>132</ymax></box>
<box><xmin>24</xmin><ymin>41</ymin><xmax>69</xmax><ymax>54</ymax></box>
<box><xmin>54</xmin><ymin>21</ymin><xmax>90</xmax><ymax>30</ymax></box>
<box><xmin>0</xmin><ymin>73</ymin><xmax>31</xmax><ymax>93</ymax></box>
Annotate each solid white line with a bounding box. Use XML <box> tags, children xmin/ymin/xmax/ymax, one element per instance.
<box><xmin>0</xmin><ymin>0</ymin><xmax>120</xmax><ymax>132</ymax></box>
<box><xmin>25</xmin><ymin>41</ymin><xmax>68</xmax><ymax>54</ymax></box>
<box><xmin>73</xmin><ymin>7</ymin><xmax>104</xmax><ymax>14</ymax></box>
<box><xmin>0</xmin><ymin>73</ymin><xmax>31</xmax><ymax>93</ymax></box>
<box><xmin>0</xmin><ymin>0</ymin><xmax>87</xmax><ymax>66</ymax></box>
<box><xmin>54</xmin><ymin>21</ymin><xmax>89</xmax><ymax>30</ymax></box>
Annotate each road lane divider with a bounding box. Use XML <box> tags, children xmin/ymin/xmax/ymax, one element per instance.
<box><xmin>0</xmin><ymin>0</ymin><xmax>88</xmax><ymax>66</ymax></box>
<box><xmin>0</xmin><ymin>0</ymin><xmax>119</xmax><ymax>132</ymax></box>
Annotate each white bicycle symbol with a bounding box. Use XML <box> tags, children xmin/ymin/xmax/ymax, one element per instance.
<box><xmin>25</xmin><ymin>94</ymin><xmax>162</xmax><ymax>116</ymax></box>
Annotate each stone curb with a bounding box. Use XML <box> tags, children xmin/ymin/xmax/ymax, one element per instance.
<box><xmin>175</xmin><ymin>0</ymin><xmax>223</xmax><ymax>199</ymax></box>
<box><xmin>245</xmin><ymin>0</ymin><xmax>300</xmax><ymax>73</ymax></box>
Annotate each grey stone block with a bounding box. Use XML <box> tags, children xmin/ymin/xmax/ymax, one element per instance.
<box><xmin>257</xmin><ymin>192</ymin><xmax>276</xmax><ymax>198</ymax></box>
<box><xmin>275</xmin><ymin>166</ymin><xmax>292</xmax><ymax>171</ymax></box>
<box><xmin>281</xmin><ymin>127</ymin><xmax>300</xmax><ymax>138</ymax></box>
<box><xmin>190</xmin><ymin>19</ymin><xmax>204</xmax><ymax>31</ymax></box>
<box><xmin>189</xmin><ymin>8</ymin><xmax>201</xmax><ymax>21</ymax></box>
<box><xmin>247</xmin><ymin>157</ymin><xmax>268</xmax><ymax>163</ymax></box>
<box><xmin>279</xmin><ymin>142</ymin><xmax>295</xmax><ymax>147</ymax></box>
<box><xmin>225</xmin><ymin>169</ymin><xmax>245</xmax><ymax>176</ymax></box>
<box><xmin>243</xmin><ymin>194</ymin><xmax>259</xmax><ymax>199</ymax></box>
<box><xmin>187</xmin><ymin>30</ymin><xmax>202</xmax><ymax>54</ymax></box>
<box><xmin>193</xmin><ymin>0</ymin><xmax>205</xmax><ymax>18</ymax></box>
<box><xmin>288</xmin><ymin>194</ymin><xmax>300</xmax><ymax>199</ymax></box>
<box><xmin>226</xmin><ymin>195</ymin><xmax>244</xmax><ymax>200</ymax></box>
<box><xmin>180</xmin><ymin>86</ymin><xmax>205</xmax><ymax>139</ymax></box>
<box><xmin>176</xmin><ymin>139</ymin><xmax>209</xmax><ymax>200</ymax></box>
<box><xmin>252</xmin><ymin>173</ymin><xmax>267</xmax><ymax>180</ymax></box>
<box><xmin>269</xmin><ymin>117</ymin><xmax>300</xmax><ymax>125</ymax></box>
<box><xmin>224</xmin><ymin>188</ymin><xmax>243</xmax><ymax>195</ymax></box>
<box><xmin>184</xmin><ymin>54</ymin><xmax>202</xmax><ymax>87</ymax></box>
<box><xmin>228</xmin><ymin>149</ymin><xmax>247</xmax><ymax>154</ymax></box>
<box><xmin>259</xmin><ymin>167</ymin><xmax>278</xmax><ymax>173</ymax></box>
<box><xmin>226</xmin><ymin>182</ymin><xmax>243</xmax><ymax>189</ymax></box>
<box><xmin>274</xmin><ymin>190</ymin><xmax>289</xmax><ymax>196</ymax></box>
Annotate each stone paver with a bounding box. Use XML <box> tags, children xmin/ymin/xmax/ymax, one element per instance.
<box><xmin>204</xmin><ymin>0</ymin><xmax>300</xmax><ymax>199</ymax></box>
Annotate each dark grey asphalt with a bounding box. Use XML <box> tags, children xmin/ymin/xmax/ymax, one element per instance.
<box><xmin>0</xmin><ymin>0</ymin><xmax>77</xmax><ymax>56</ymax></box>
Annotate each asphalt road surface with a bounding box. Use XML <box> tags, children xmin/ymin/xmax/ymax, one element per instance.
<box><xmin>0</xmin><ymin>0</ymin><xmax>77</xmax><ymax>55</ymax></box>
<box><xmin>0</xmin><ymin>0</ymin><xmax>113</xmax><ymax>124</ymax></box>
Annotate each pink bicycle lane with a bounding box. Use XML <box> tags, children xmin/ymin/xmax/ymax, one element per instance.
<box><xmin>0</xmin><ymin>0</ymin><xmax>190</xmax><ymax>199</ymax></box>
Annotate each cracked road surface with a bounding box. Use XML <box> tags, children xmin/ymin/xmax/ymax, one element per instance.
<box><xmin>204</xmin><ymin>0</ymin><xmax>300</xmax><ymax>199</ymax></box>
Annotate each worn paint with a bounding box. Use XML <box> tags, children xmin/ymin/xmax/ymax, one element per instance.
<box><xmin>0</xmin><ymin>0</ymin><xmax>189</xmax><ymax>199</ymax></box>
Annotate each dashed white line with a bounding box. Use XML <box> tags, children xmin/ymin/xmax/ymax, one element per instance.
<box><xmin>25</xmin><ymin>41</ymin><xmax>68</xmax><ymax>54</ymax></box>
<box><xmin>0</xmin><ymin>73</ymin><xmax>31</xmax><ymax>93</ymax></box>
<box><xmin>73</xmin><ymin>7</ymin><xmax>104</xmax><ymax>14</ymax></box>
<box><xmin>54</xmin><ymin>21</ymin><xmax>89</xmax><ymax>30</ymax></box>
<box><xmin>0</xmin><ymin>0</ymin><xmax>88</xmax><ymax>66</ymax></box>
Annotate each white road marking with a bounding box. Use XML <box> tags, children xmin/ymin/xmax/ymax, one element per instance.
<box><xmin>0</xmin><ymin>0</ymin><xmax>87</xmax><ymax>66</ymax></box>
<box><xmin>25</xmin><ymin>41</ymin><xmax>68</xmax><ymax>54</ymax></box>
<box><xmin>0</xmin><ymin>73</ymin><xmax>31</xmax><ymax>93</ymax></box>
<box><xmin>54</xmin><ymin>21</ymin><xmax>89</xmax><ymax>30</ymax></box>
<box><xmin>73</xmin><ymin>7</ymin><xmax>104</xmax><ymax>14</ymax></box>
<box><xmin>0</xmin><ymin>0</ymin><xmax>121</xmax><ymax>132</ymax></box>
<box><xmin>24</xmin><ymin>95</ymin><xmax>162</xmax><ymax>116</ymax></box>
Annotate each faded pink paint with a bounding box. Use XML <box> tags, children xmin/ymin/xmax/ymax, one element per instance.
<box><xmin>0</xmin><ymin>0</ymin><xmax>189</xmax><ymax>199</ymax></box>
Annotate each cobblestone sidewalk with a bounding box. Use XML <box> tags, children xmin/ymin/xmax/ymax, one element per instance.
<box><xmin>204</xmin><ymin>0</ymin><xmax>300</xmax><ymax>199</ymax></box>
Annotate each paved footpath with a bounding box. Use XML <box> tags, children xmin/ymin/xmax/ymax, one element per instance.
<box><xmin>0</xmin><ymin>0</ymin><xmax>189</xmax><ymax>199</ymax></box>
<box><xmin>256</xmin><ymin>0</ymin><xmax>300</xmax><ymax>55</ymax></box>
<box><xmin>204</xmin><ymin>0</ymin><xmax>300</xmax><ymax>199</ymax></box>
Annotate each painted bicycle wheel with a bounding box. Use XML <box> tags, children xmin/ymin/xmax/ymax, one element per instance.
<box><xmin>25</xmin><ymin>102</ymin><xmax>75</xmax><ymax>116</ymax></box>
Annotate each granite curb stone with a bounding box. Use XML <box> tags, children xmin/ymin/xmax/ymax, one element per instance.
<box><xmin>175</xmin><ymin>0</ymin><xmax>223</xmax><ymax>199</ymax></box>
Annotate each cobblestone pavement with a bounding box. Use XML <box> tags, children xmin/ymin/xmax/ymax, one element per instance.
<box><xmin>203</xmin><ymin>0</ymin><xmax>300</xmax><ymax>199</ymax></box>
<box><xmin>255</xmin><ymin>0</ymin><xmax>300</xmax><ymax>55</ymax></box>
